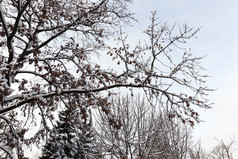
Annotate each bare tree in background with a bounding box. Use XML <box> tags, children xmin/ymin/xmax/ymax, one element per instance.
<box><xmin>0</xmin><ymin>0</ymin><xmax>212</xmax><ymax>157</ymax></box>
<box><xmin>208</xmin><ymin>138</ymin><xmax>236</xmax><ymax>159</ymax></box>
<box><xmin>189</xmin><ymin>138</ymin><xmax>237</xmax><ymax>159</ymax></box>
<box><xmin>189</xmin><ymin>140</ymin><xmax>209</xmax><ymax>159</ymax></box>
<box><xmin>95</xmin><ymin>95</ymin><xmax>194</xmax><ymax>159</ymax></box>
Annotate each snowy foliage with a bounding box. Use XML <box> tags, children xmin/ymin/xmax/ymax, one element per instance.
<box><xmin>0</xmin><ymin>0</ymin><xmax>212</xmax><ymax>158</ymax></box>
<box><xmin>40</xmin><ymin>105</ymin><xmax>97</xmax><ymax>159</ymax></box>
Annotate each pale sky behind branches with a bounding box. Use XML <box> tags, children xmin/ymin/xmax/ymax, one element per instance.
<box><xmin>127</xmin><ymin>0</ymin><xmax>238</xmax><ymax>155</ymax></box>
<box><xmin>23</xmin><ymin>0</ymin><xmax>238</xmax><ymax>157</ymax></box>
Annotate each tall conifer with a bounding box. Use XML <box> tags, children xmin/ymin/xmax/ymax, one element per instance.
<box><xmin>40</xmin><ymin>106</ymin><xmax>96</xmax><ymax>159</ymax></box>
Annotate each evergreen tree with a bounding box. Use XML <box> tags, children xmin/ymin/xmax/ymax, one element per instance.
<box><xmin>40</xmin><ymin>106</ymin><xmax>96</xmax><ymax>159</ymax></box>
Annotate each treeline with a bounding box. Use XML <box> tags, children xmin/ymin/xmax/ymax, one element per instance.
<box><xmin>39</xmin><ymin>95</ymin><xmax>236</xmax><ymax>159</ymax></box>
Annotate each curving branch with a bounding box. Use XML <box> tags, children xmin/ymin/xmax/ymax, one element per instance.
<box><xmin>1</xmin><ymin>82</ymin><xmax>209</xmax><ymax>115</ymax></box>
<box><xmin>0</xmin><ymin>116</ymin><xmax>20</xmax><ymax>157</ymax></box>
<box><xmin>0</xmin><ymin>146</ymin><xmax>13</xmax><ymax>159</ymax></box>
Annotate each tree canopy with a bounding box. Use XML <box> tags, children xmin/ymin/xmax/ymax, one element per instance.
<box><xmin>0</xmin><ymin>0</ymin><xmax>212</xmax><ymax>158</ymax></box>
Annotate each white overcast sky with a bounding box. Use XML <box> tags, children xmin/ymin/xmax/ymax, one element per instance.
<box><xmin>127</xmin><ymin>0</ymin><xmax>238</xmax><ymax>154</ymax></box>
